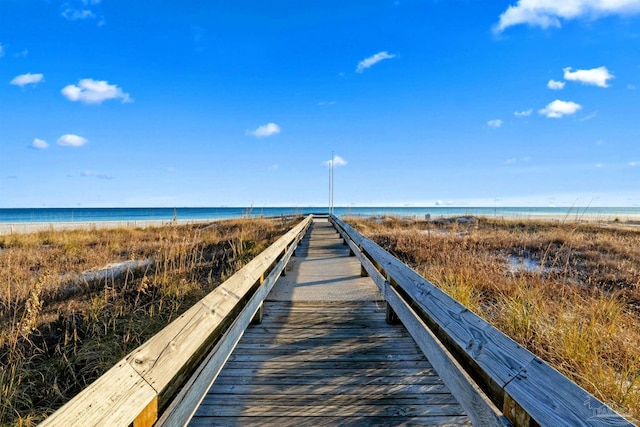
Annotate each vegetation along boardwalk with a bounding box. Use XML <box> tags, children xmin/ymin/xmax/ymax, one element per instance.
<box><xmin>188</xmin><ymin>218</ymin><xmax>471</xmax><ymax>426</ymax></box>
<box><xmin>40</xmin><ymin>215</ymin><xmax>634</xmax><ymax>426</ymax></box>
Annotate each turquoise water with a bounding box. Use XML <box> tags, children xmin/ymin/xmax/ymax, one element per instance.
<box><xmin>1</xmin><ymin>207</ymin><xmax>639</xmax><ymax>223</ymax></box>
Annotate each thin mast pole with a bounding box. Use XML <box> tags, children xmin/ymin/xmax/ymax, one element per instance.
<box><xmin>331</xmin><ymin>151</ymin><xmax>334</xmax><ymax>215</ymax></box>
<box><xmin>329</xmin><ymin>154</ymin><xmax>332</xmax><ymax>214</ymax></box>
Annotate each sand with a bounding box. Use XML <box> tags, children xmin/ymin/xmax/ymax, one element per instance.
<box><xmin>1</xmin><ymin>213</ymin><xmax>639</xmax><ymax>236</ymax></box>
<box><xmin>0</xmin><ymin>219</ymin><xmax>213</xmax><ymax>236</ymax></box>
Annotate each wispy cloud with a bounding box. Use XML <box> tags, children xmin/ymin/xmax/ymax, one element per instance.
<box><xmin>246</xmin><ymin>122</ymin><xmax>281</xmax><ymax>138</ymax></box>
<box><xmin>61</xmin><ymin>0</ymin><xmax>102</xmax><ymax>21</ymax></box>
<box><xmin>539</xmin><ymin>99</ymin><xmax>582</xmax><ymax>118</ymax></box>
<box><xmin>14</xmin><ymin>49</ymin><xmax>28</xmax><ymax>58</ymax></box>
<box><xmin>268</xmin><ymin>164</ymin><xmax>279</xmax><ymax>171</ymax></box>
<box><xmin>62</xmin><ymin>8</ymin><xmax>94</xmax><ymax>20</ymax></box>
<box><xmin>580</xmin><ymin>111</ymin><xmax>598</xmax><ymax>121</ymax></box>
<box><xmin>547</xmin><ymin>79</ymin><xmax>565</xmax><ymax>90</ymax></box>
<box><xmin>494</xmin><ymin>0</ymin><xmax>640</xmax><ymax>33</ymax></box>
<box><xmin>487</xmin><ymin>119</ymin><xmax>503</xmax><ymax>128</ymax></box>
<box><xmin>61</xmin><ymin>79</ymin><xmax>132</xmax><ymax>104</ymax></box>
<box><xmin>505</xmin><ymin>158</ymin><xmax>517</xmax><ymax>165</ymax></box>
<box><xmin>57</xmin><ymin>134</ymin><xmax>88</xmax><ymax>147</ymax></box>
<box><xmin>0</xmin><ymin>43</ymin><xmax>4</xmax><ymax>57</ymax></box>
<box><xmin>563</xmin><ymin>66</ymin><xmax>614</xmax><ymax>87</ymax></box>
<box><xmin>10</xmin><ymin>73</ymin><xmax>44</xmax><ymax>87</ymax></box>
<box><xmin>324</xmin><ymin>155</ymin><xmax>347</xmax><ymax>168</ymax></box>
<box><xmin>628</xmin><ymin>84</ymin><xmax>637</xmax><ymax>90</ymax></box>
<box><xmin>318</xmin><ymin>101</ymin><xmax>336</xmax><ymax>106</ymax></box>
<box><xmin>81</xmin><ymin>170</ymin><xmax>113</xmax><ymax>180</ymax></box>
<box><xmin>356</xmin><ymin>51</ymin><xmax>396</xmax><ymax>73</ymax></box>
<box><xmin>31</xmin><ymin>138</ymin><xmax>48</xmax><ymax>149</ymax></box>
<box><xmin>514</xmin><ymin>109</ymin><xmax>532</xmax><ymax>117</ymax></box>
<box><xmin>630</xmin><ymin>161</ymin><xmax>640</xmax><ymax>167</ymax></box>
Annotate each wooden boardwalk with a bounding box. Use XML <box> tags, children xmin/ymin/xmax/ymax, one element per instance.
<box><xmin>188</xmin><ymin>219</ymin><xmax>472</xmax><ymax>426</ymax></box>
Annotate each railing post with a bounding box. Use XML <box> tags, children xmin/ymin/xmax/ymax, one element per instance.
<box><xmin>251</xmin><ymin>273</ymin><xmax>265</xmax><ymax>324</ymax></box>
<box><xmin>385</xmin><ymin>301</ymin><xmax>400</xmax><ymax>324</ymax></box>
<box><xmin>133</xmin><ymin>397</ymin><xmax>158</xmax><ymax>427</ymax></box>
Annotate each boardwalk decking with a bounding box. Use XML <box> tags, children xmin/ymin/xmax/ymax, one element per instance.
<box><xmin>189</xmin><ymin>219</ymin><xmax>471</xmax><ymax>426</ymax></box>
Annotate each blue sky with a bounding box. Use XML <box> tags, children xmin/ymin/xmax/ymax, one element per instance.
<box><xmin>1</xmin><ymin>0</ymin><xmax>639</xmax><ymax>208</ymax></box>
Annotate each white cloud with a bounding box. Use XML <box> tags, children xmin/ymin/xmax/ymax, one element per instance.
<box><xmin>505</xmin><ymin>158</ymin><xmax>517</xmax><ymax>164</ymax></box>
<box><xmin>31</xmin><ymin>138</ymin><xmax>48</xmax><ymax>149</ymax></box>
<box><xmin>539</xmin><ymin>99</ymin><xmax>582</xmax><ymax>118</ymax></box>
<box><xmin>494</xmin><ymin>0</ymin><xmax>640</xmax><ymax>32</ymax></box>
<box><xmin>246</xmin><ymin>122</ymin><xmax>281</xmax><ymax>138</ymax></box>
<box><xmin>628</xmin><ymin>84</ymin><xmax>637</xmax><ymax>90</ymax></box>
<box><xmin>324</xmin><ymin>155</ymin><xmax>347</xmax><ymax>168</ymax></box>
<box><xmin>547</xmin><ymin>79</ymin><xmax>565</xmax><ymax>90</ymax></box>
<box><xmin>318</xmin><ymin>101</ymin><xmax>336</xmax><ymax>106</ymax></box>
<box><xmin>356</xmin><ymin>51</ymin><xmax>396</xmax><ymax>73</ymax></box>
<box><xmin>514</xmin><ymin>109</ymin><xmax>533</xmax><ymax>117</ymax></box>
<box><xmin>630</xmin><ymin>161</ymin><xmax>640</xmax><ymax>167</ymax></box>
<box><xmin>0</xmin><ymin>43</ymin><xmax>4</xmax><ymax>57</ymax></box>
<box><xmin>268</xmin><ymin>164</ymin><xmax>279</xmax><ymax>171</ymax></box>
<box><xmin>487</xmin><ymin>119</ymin><xmax>503</xmax><ymax>128</ymax></box>
<box><xmin>563</xmin><ymin>66</ymin><xmax>614</xmax><ymax>87</ymax></box>
<box><xmin>14</xmin><ymin>49</ymin><xmax>28</xmax><ymax>58</ymax></box>
<box><xmin>61</xmin><ymin>79</ymin><xmax>132</xmax><ymax>104</ymax></box>
<box><xmin>62</xmin><ymin>8</ymin><xmax>95</xmax><ymax>20</ymax></box>
<box><xmin>57</xmin><ymin>134</ymin><xmax>88</xmax><ymax>147</ymax></box>
<box><xmin>10</xmin><ymin>73</ymin><xmax>44</xmax><ymax>87</ymax></box>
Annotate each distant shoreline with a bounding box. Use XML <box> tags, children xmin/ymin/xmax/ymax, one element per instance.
<box><xmin>2</xmin><ymin>212</ymin><xmax>640</xmax><ymax>236</ymax></box>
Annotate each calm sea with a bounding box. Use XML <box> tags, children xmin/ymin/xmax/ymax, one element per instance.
<box><xmin>1</xmin><ymin>207</ymin><xmax>639</xmax><ymax>223</ymax></box>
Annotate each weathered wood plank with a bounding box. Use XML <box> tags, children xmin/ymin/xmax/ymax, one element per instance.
<box><xmin>193</xmin><ymin>403</ymin><xmax>467</xmax><ymax>417</ymax></box>
<box><xmin>504</xmin><ymin>356</ymin><xmax>635</xmax><ymax>427</ymax></box>
<box><xmin>206</xmin><ymin>383</ymin><xmax>454</xmax><ymax>396</ymax></box>
<box><xmin>215</xmin><ymin>367</ymin><xmax>438</xmax><ymax>378</ymax></box>
<box><xmin>211</xmin><ymin>375</ymin><xmax>445</xmax><ymax>386</ymax></box>
<box><xmin>226</xmin><ymin>352</ymin><xmax>428</xmax><ymax>362</ymax></box>
<box><xmin>221</xmin><ymin>360</ymin><xmax>434</xmax><ymax>370</ymax></box>
<box><xmin>188</xmin><ymin>415</ymin><xmax>472</xmax><ymax>427</ymax></box>
<box><xmin>208</xmin><ymin>383</ymin><xmax>450</xmax><ymax>399</ymax></box>
<box><xmin>201</xmin><ymin>394</ymin><xmax>460</xmax><ymax>406</ymax></box>
<box><xmin>240</xmin><ymin>327</ymin><xmax>407</xmax><ymax>338</ymax></box>
<box><xmin>234</xmin><ymin>336</ymin><xmax>417</xmax><ymax>345</ymax></box>
<box><xmin>232</xmin><ymin>342</ymin><xmax>421</xmax><ymax>352</ymax></box>
<box><xmin>38</xmin><ymin>360</ymin><xmax>157</xmax><ymax>427</ymax></box>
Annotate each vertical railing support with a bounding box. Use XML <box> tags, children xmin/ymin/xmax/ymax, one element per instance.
<box><xmin>251</xmin><ymin>273</ymin><xmax>265</xmax><ymax>324</ymax></box>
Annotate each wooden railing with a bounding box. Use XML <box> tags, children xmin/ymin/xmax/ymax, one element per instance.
<box><xmin>39</xmin><ymin>215</ymin><xmax>312</xmax><ymax>427</ymax></box>
<box><xmin>330</xmin><ymin>215</ymin><xmax>633</xmax><ymax>427</ymax></box>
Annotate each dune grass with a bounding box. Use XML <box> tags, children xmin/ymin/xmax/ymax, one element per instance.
<box><xmin>0</xmin><ymin>216</ymin><xmax>298</xmax><ymax>426</ymax></box>
<box><xmin>347</xmin><ymin>215</ymin><xmax>640</xmax><ymax>423</ymax></box>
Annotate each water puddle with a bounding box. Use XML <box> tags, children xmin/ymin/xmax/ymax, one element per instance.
<box><xmin>507</xmin><ymin>255</ymin><xmax>549</xmax><ymax>274</ymax></box>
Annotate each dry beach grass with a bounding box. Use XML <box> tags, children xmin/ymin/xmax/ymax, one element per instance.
<box><xmin>0</xmin><ymin>217</ymin><xmax>298</xmax><ymax>426</ymax></box>
<box><xmin>346</xmin><ymin>215</ymin><xmax>640</xmax><ymax>422</ymax></box>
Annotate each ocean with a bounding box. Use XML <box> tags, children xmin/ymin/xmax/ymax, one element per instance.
<box><xmin>1</xmin><ymin>206</ymin><xmax>639</xmax><ymax>223</ymax></box>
